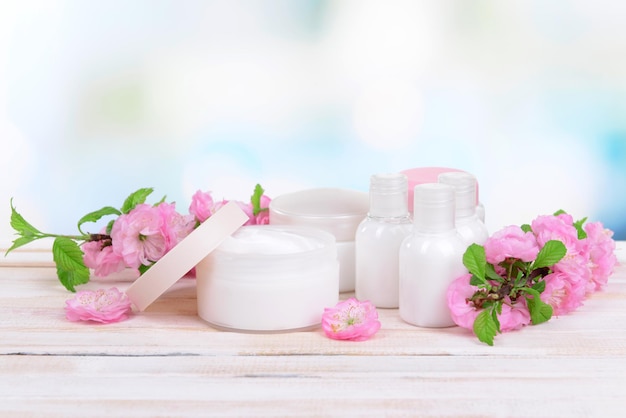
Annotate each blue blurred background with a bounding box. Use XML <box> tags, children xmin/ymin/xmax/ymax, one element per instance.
<box><xmin>1</xmin><ymin>0</ymin><xmax>625</xmax><ymax>245</ymax></box>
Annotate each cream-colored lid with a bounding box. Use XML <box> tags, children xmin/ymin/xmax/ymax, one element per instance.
<box><xmin>269</xmin><ymin>188</ymin><xmax>368</xmax><ymax>242</ymax></box>
<box><xmin>125</xmin><ymin>201</ymin><xmax>249</xmax><ymax>311</ymax></box>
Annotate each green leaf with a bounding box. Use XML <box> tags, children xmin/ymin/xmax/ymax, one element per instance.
<box><xmin>469</xmin><ymin>274</ymin><xmax>487</xmax><ymax>286</ymax></box>
<box><xmin>495</xmin><ymin>301</ymin><xmax>503</xmax><ymax>315</ymax></box>
<box><xmin>77</xmin><ymin>206</ymin><xmax>121</xmax><ymax>235</ymax></box>
<box><xmin>520</xmin><ymin>223</ymin><xmax>532</xmax><ymax>233</ymax></box>
<box><xmin>522</xmin><ymin>286</ymin><xmax>540</xmax><ymax>299</ymax></box>
<box><xmin>6</xmin><ymin>199</ymin><xmax>45</xmax><ymax>255</ymax></box>
<box><xmin>573</xmin><ymin>217</ymin><xmax>588</xmax><ymax>240</ymax></box>
<box><xmin>138</xmin><ymin>264</ymin><xmax>151</xmax><ymax>275</ymax></box>
<box><xmin>463</xmin><ymin>244</ymin><xmax>486</xmax><ymax>280</ymax></box>
<box><xmin>52</xmin><ymin>237</ymin><xmax>90</xmax><ymax>292</ymax></box>
<box><xmin>485</xmin><ymin>263</ymin><xmax>503</xmax><ymax>282</ymax></box>
<box><xmin>526</xmin><ymin>296</ymin><xmax>553</xmax><ymax>325</ymax></box>
<box><xmin>532</xmin><ymin>280</ymin><xmax>546</xmax><ymax>293</ymax></box>
<box><xmin>473</xmin><ymin>308</ymin><xmax>499</xmax><ymax>346</ymax></box>
<box><xmin>250</xmin><ymin>184</ymin><xmax>265</xmax><ymax>216</ymax></box>
<box><xmin>552</xmin><ymin>210</ymin><xmax>588</xmax><ymax>239</ymax></box>
<box><xmin>9</xmin><ymin>199</ymin><xmax>42</xmax><ymax>238</ymax></box>
<box><xmin>106</xmin><ymin>219</ymin><xmax>116</xmax><ymax>235</ymax></box>
<box><xmin>121</xmin><ymin>188</ymin><xmax>154</xmax><ymax>214</ymax></box>
<box><xmin>6</xmin><ymin>236</ymin><xmax>41</xmax><ymax>255</ymax></box>
<box><xmin>512</xmin><ymin>259</ymin><xmax>530</xmax><ymax>272</ymax></box>
<box><xmin>533</xmin><ymin>240</ymin><xmax>567</xmax><ymax>269</ymax></box>
<box><xmin>154</xmin><ymin>195</ymin><xmax>167</xmax><ymax>206</ymax></box>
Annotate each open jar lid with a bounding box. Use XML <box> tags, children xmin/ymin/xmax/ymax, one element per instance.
<box><xmin>269</xmin><ymin>188</ymin><xmax>368</xmax><ymax>242</ymax></box>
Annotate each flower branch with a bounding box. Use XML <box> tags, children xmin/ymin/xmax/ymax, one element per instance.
<box><xmin>7</xmin><ymin>184</ymin><xmax>271</xmax><ymax>292</ymax></box>
<box><xmin>447</xmin><ymin>211</ymin><xmax>616</xmax><ymax>346</ymax></box>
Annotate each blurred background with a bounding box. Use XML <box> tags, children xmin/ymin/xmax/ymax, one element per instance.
<box><xmin>1</xmin><ymin>0</ymin><xmax>625</xmax><ymax>246</ymax></box>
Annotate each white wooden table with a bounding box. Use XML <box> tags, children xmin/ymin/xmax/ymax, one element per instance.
<box><xmin>1</xmin><ymin>242</ymin><xmax>625</xmax><ymax>417</ymax></box>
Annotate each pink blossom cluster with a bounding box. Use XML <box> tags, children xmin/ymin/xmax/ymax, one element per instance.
<box><xmin>83</xmin><ymin>190</ymin><xmax>271</xmax><ymax>277</ymax></box>
<box><xmin>82</xmin><ymin>201</ymin><xmax>195</xmax><ymax>276</ymax></box>
<box><xmin>447</xmin><ymin>213</ymin><xmax>617</xmax><ymax>333</ymax></box>
<box><xmin>188</xmin><ymin>190</ymin><xmax>271</xmax><ymax>226</ymax></box>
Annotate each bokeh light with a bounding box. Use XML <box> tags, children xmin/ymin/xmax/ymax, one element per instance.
<box><xmin>1</xmin><ymin>0</ymin><xmax>624</xmax><ymax>244</ymax></box>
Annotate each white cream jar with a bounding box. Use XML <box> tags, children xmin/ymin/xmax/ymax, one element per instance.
<box><xmin>195</xmin><ymin>225</ymin><xmax>339</xmax><ymax>332</ymax></box>
<box><xmin>269</xmin><ymin>188</ymin><xmax>368</xmax><ymax>293</ymax></box>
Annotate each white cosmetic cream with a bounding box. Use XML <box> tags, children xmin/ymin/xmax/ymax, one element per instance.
<box><xmin>195</xmin><ymin>225</ymin><xmax>339</xmax><ymax>332</ymax></box>
<box><xmin>269</xmin><ymin>188</ymin><xmax>368</xmax><ymax>293</ymax></box>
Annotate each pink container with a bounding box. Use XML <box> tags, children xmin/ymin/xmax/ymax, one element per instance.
<box><xmin>400</xmin><ymin>167</ymin><xmax>481</xmax><ymax>215</ymax></box>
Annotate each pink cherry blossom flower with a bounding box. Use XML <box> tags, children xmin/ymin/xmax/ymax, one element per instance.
<box><xmin>259</xmin><ymin>194</ymin><xmax>271</xmax><ymax>209</ymax></box>
<box><xmin>255</xmin><ymin>210</ymin><xmax>270</xmax><ymax>225</ymax></box>
<box><xmin>446</xmin><ymin>274</ymin><xmax>480</xmax><ymax>330</ymax></box>
<box><xmin>531</xmin><ymin>214</ymin><xmax>582</xmax><ymax>254</ymax></box>
<box><xmin>584</xmin><ymin>221</ymin><xmax>617</xmax><ymax>291</ymax></box>
<box><xmin>555</xmin><ymin>212</ymin><xmax>575</xmax><ymax>226</ymax></box>
<box><xmin>111</xmin><ymin>204</ymin><xmax>168</xmax><ymax>270</ymax></box>
<box><xmin>65</xmin><ymin>287</ymin><xmax>132</xmax><ymax>324</ymax></box>
<box><xmin>553</xmin><ymin>252</ymin><xmax>593</xmax><ymax>294</ymax></box>
<box><xmin>540</xmin><ymin>272</ymin><xmax>586</xmax><ymax>316</ymax></box>
<box><xmin>322</xmin><ymin>298</ymin><xmax>381</xmax><ymax>341</ymax></box>
<box><xmin>212</xmin><ymin>199</ymin><xmax>257</xmax><ymax>225</ymax></box>
<box><xmin>531</xmin><ymin>214</ymin><xmax>599</xmax><ymax>293</ymax></box>
<box><xmin>484</xmin><ymin>225</ymin><xmax>539</xmax><ymax>264</ymax></box>
<box><xmin>192</xmin><ymin>191</ymin><xmax>271</xmax><ymax>226</ymax></box>
<box><xmin>82</xmin><ymin>238</ymin><xmax>126</xmax><ymax>277</ymax></box>
<box><xmin>156</xmin><ymin>202</ymin><xmax>195</xmax><ymax>252</ymax></box>
<box><xmin>498</xmin><ymin>298</ymin><xmax>531</xmax><ymax>331</ymax></box>
<box><xmin>189</xmin><ymin>190</ymin><xmax>214</xmax><ymax>223</ymax></box>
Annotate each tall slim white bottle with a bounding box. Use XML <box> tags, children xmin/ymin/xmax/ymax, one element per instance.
<box><xmin>355</xmin><ymin>173</ymin><xmax>412</xmax><ymax>308</ymax></box>
<box><xmin>438</xmin><ymin>171</ymin><xmax>489</xmax><ymax>246</ymax></box>
<box><xmin>399</xmin><ymin>183</ymin><xmax>467</xmax><ymax>327</ymax></box>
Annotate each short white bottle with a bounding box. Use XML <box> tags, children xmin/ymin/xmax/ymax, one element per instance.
<box><xmin>438</xmin><ymin>171</ymin><xmax>489</xmax><ymax>247</ymax></box>
<box><xmin>399</xmin><ymin>183</ymin><xmax>468</xmax><ymax>327</ymax></box>
<box><xmin>355</xmin><ymin>173</ymin><xmax>413</xmax><ymax>308</ymax></box>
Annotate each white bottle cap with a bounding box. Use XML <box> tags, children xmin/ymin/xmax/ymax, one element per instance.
<box><xmin>413</xmin><ymin>183</ymin><xmax>455</xmax><ymax>233</ymax></box>
<box><xmin>438</xmin><ymin>171</ymin><xmax>477</xmax><ymax>218</ymax></box>
<box><xmin>369</xmin><ymin>173</ymin><xmax>409</xmax><ymax>218</ymax></box>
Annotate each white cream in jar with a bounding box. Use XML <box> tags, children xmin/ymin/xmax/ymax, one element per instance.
<box><xmin>195</xmin><ymin>225</ymin><xmax>339</xmax><ymax>332</ymax></box>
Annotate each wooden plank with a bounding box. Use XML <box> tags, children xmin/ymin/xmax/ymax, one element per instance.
<box><xmin>1</xmin><ymin>355</ymin><xmax>625</xmax><ymax>417</ymax></box>
<box><xmin>2</xmin><ymin>289</ymin><xmax>626</xmax><ymax>358</ymax></box>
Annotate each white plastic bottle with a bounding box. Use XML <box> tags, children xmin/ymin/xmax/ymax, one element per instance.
<box><xmin>399</xmin><ymin>183</ymin><xmax>468</xmax><ymax>327</ymax></box>
<box><xmin>355</xmin><ymin>173</ymin><xmax>413</xmax><ymax>308</ymax></box>
<box><xmin>438</xmin><ymin>171</ymin><xmax>489</xmax><ymax>246</ymax></box>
